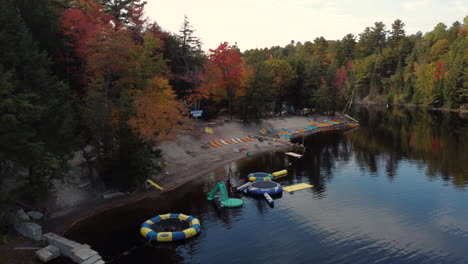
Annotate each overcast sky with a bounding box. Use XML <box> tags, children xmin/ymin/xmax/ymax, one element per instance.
<box><xmin>145</xmin><ymin>0</ymin><xmax>467</xmax><ymax>51</ymax></box>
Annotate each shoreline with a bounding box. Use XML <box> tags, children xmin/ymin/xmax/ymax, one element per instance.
<box><xmin>5</xmin><ymin>115</ymin><xmax>354</xmax><ymax>252</ymax></box>
<box><xmin>49</xmin><ymin>116</ymin><xmax>357</xmax><ymax>234</ymax></box>
<box><xmin>47</xmin><ymin>139</ymin><xmax>291</xmax><ymax>235</ymax></box>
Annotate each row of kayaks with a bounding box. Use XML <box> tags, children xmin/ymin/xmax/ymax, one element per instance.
<box><xmin>259</xmin><ymin>127</ymin><xmax>279</xmax><ymax>134</ymax></box>
<box><xmin>277</xmin><ymin>120</ymin><xmax>345</xmax><ymax>140</ymax></box>
<box><xmin>209</xmin><ymin>137</ymin><xmax>254</xmax><ymax>147</ymax></box>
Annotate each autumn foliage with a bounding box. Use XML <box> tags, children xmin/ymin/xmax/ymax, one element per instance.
<box><xmin>128</xmin><ymin>77</ymin><xmax>189</xmax><ymax>142</ymax></box>
<box><xmin>60</xmin><ymin>3</ymin><xmax>114</xmax><ymax>60</ymax></box>
<box><xmin>192</xmin><ymin>42</ymin><xmax>248</xmax><ymax>118</ymax></box>
<box><xmin>60</xmin><ymin>0</ymin><xmax>188</xmax><ymax>146</ymax></box>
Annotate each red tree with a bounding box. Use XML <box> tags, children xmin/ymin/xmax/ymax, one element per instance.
<box><xmin>206</xmin><ymin>42</ymin><xmax>244</xmax><ymax>119</ymax></box>
<box><xmin>60</xmin><ymin>3</ymin><xmax>114</xmax><ymax>60</ymax></box>
<box><xmin>126</xmin><ymin>4</ymin><xmax>148</xmax><ymax>44</ymax></box>
<box><xmin>60</xmin><ymin>3</ymin><xmax>115</xmax><ymax>87</ymax></box>
<box><xmin>334</xmin><ymin>66</ymin><xmax>347</xmax><ymax>100</ymax></box>
<box><xmin>435</xmin><ymin>61</ymin><xmax>445</xmax><ymax>82</ymax></box>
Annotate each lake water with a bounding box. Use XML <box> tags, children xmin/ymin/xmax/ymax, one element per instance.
<box><xmin>64</xmin><ymin>106</ymin><xmax>468</xmax><ymax>264</ymax></box>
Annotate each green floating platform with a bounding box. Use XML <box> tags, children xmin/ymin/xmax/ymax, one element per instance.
<box><xmin>220</xmin><ymin>198</ymin><xmax>243</xmax><ymax>208</ymax></box>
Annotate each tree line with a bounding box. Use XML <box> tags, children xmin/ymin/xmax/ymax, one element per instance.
<box><xmin>0</xmin><ymin>0</ymin><xmax>466</xmax><ymax>235</ymax></box>
<box><xmin>180</xmin><ymin>16</ymin><xmax>468</xmax><ymax>122</ymax></box>
<box><xmin>235</xmin><ymin>18</ymin><xmax>468</xmax><ymax>121</ymax></box>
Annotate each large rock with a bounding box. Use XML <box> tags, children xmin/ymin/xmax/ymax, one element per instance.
<box><xmin>27</xmin><ymin>211</ymin><xmax>44</xmax><ymax>220</ymax></box>
<box><xmin>16</xmin><ymin>209</ymin><xmax>30</xmax><ymax>221</ymax></box>
<box><xmin>35</xmin><ymin>245</ymin><xmax>61</xmax><ymax>262</ymax></box>
<box><xmin>15</xmin><ymin>222</ymin><xmax>42</xmax><ymax>241</ymax></box>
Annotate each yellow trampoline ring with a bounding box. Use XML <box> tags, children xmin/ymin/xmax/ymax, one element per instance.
<box><xmin>140</xmin><ymin>213</ymin><xmax>201</xmax><ymax>242</ymax></box>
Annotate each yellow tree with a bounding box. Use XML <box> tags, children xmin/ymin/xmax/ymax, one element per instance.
<box><xmin>415</xmin><ymin>62</ymin><xmax>442</xmax><ymax>105</ymax></box>
<box><xmin>127</xmin><ymin>33</ymin><xmax>166</xmax><ymax>90</ymax></box>
<box><xmin>263</xmin><ymin>59</ymin><xmax>297</xmax><ymax>112</ymax></box>
<box><xmin>264</xmin><ymin>59</ymin><xmax>297</xmax><ymax>98</ymax></box>
<box><xmin>429</xmin><ymin>39</ymin><xmax>450</xmax><ymax>61</ymax></box>
<box><xmin>128</xmin><ymin>77</ymin><xmax>189</xmax><ymax>142</ymax></box>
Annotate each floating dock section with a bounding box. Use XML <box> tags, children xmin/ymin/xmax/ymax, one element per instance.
<box><xmin>344</xmin><ymin>114</ymin><xmax>359</xmax><ymax>123</ymax></box>
<box><xmin>283</xmin><ymin>183</ymin><xmax>313</xmax><ymax>192</ymax></box>
<box><xmin>285</xmin><ymin>152</ymin><xmax>303</xmax><ymax>158</ymax></box>
<box><xmin>272</xmin><ymin>169</ymin><xmax>288</xmax><ymax>178</ymax></box>
<box><xmin>36</xmin><ymin>233</ymin><xmax>104</xmax><ymax>263</ymax></box>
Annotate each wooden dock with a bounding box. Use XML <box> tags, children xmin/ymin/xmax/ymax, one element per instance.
<box><xmin>285</xmin><ymin>152</ymin><xmax>303</xmax><ymax>158</ymax></box>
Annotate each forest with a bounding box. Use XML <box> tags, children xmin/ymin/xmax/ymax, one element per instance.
<box><xmin>0</xmin><ymin>0</ymin><xmax>467</xmax><ymax>236</ymax></box>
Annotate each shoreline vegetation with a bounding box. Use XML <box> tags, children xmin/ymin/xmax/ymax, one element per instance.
<box><xmin>1</xmin><ymin>0</ymin><xmax>466</xmax><ymax>258</ymax></box>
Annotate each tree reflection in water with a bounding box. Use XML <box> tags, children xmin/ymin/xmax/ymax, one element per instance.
<box><xmin>351</xmin><ymin>106</ymin><xmax>468</xmax><ymax>187</ymax></box>
<box><xmin>296</xmin><ymin>105</ymin><xmax>468</xmax><ymax>189</ymax></box>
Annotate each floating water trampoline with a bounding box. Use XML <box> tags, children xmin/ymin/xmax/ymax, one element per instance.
<box><xmin>247</xmin><ymin>172</ymin><xmax>274</xmax><ymax>182</ymax></box>
<box><xmin>140</xmin><ymin>213</ymin><xmax>200</xmax><ymax>242</ymax></box>
<box><xmin>240</xmin><ymin>181</ymin><xmax>283</xmax><ymax>205</ymax></box>
<box><xmin>245</xmin><ymin>181</ymin><xmax>282</xmax><ymax>196</ymax></box>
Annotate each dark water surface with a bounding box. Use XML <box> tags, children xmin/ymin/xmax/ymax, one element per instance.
<box><xmin>65</xmin><ymin>106</ymin><xmax>468</xmax><ymax>264</ymax></box>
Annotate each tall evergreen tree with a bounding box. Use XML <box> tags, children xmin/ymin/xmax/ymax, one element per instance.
<box><xmin>99</xmin><ymin>0</ymin><xmax>146</xmax><ymax>24</ymax></box>
<box><xmin>371</xmin><ymin>22</ymin><xmax>387</xmax><ymax>53</ymax></box>
<box><xmin>336</xmin><ymin>34</ymin><xmax>356</xmax><ymax>65</ymax></box>
<box><xmin>179</xmin><ymin>15</ymin><xmax>203</xmax><ymax>69</ymax></box>
<box><xmin>0</xmin><ymin>0</ymin><xmax>75</xmax><ymax>197</ymax></box>
<box><xmin>389</xmin><ymin>19</ymin><xmax>406</xmax><ymax>43</ymax></box>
